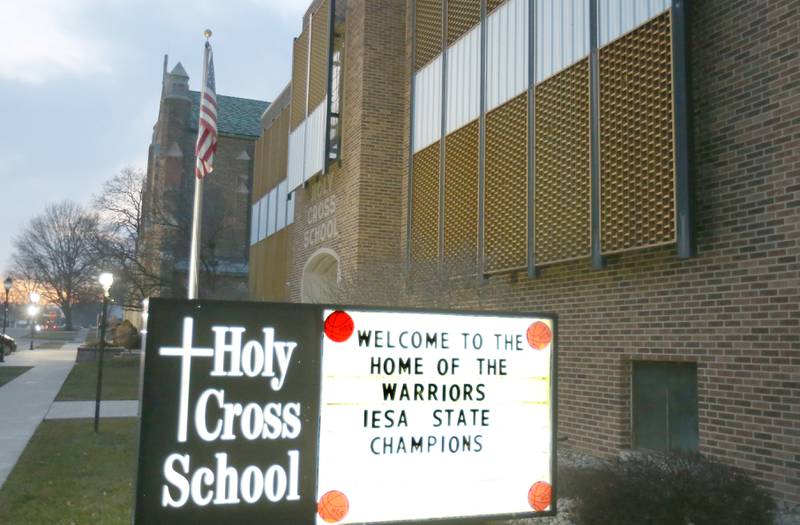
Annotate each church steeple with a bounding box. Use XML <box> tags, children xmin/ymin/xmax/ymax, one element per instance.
<box><xmin>164</xmin><ymin>61</ymin><xmax>190</xmax><ymax>100</ymax></box>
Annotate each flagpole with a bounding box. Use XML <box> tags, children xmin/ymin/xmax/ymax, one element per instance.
<box><xmin>187</xmin><ymin>165</ymin><xmax>203</xmax><ymax>299</ymax></box>
<box><xmin>188</xmin><ymin>30</ymin><xmax>212</xmax><ymax>299</ymax></box>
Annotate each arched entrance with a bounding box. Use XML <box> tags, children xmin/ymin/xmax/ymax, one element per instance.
<box><xmin>301</xmin><ymin>248</ymin><xmax>340</xmax><ymax>303</ymax></box>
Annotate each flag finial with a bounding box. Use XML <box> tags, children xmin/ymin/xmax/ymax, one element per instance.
<box><xmin>204</xmin><ymin>29</ymin><xmax>212</xmax><ymax>39</ymax></box>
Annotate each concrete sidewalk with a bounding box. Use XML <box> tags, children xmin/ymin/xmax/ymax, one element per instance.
<box><xmin>46</xmin><ymin>400</ymin><xmax>139</xmax><ymax>420</ymax></box>
<box><xmin>0</xmin><ymin>344</ymin><xmax>77</xmax><ymax>488</ymax></box>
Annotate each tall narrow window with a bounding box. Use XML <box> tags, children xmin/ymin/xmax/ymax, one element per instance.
<box><xmin>286</xmin><ymin>191</ymin><xmax>295</xmax><ymax>226</ymax></box>
<box><xmin>259</xmin><ymin>195</ymin><xmax>268</xmax><ymax>242</ymax></box>
<box><xmin>250</xmin><ymin>201</ymin><xmax>260</xmax><ymax>246</ymax></box>
<box><xmin>267</xmin><ymin>188</ymin><xmax>277</xmax><ymax>237</ymax></box>
<box><xmin>276</xmin><ymin>180</ymin><xmax>287</xmax><ymax>231</ymax></box>
<box><xmin>326</xmin><ymin>3</ymin><xmax>345</xmax><ymax>165</ymax></box>
<box><xmin>327</xmin><ymin>47</ymin><xmax>343</xmax><ymax>162</ymax></box>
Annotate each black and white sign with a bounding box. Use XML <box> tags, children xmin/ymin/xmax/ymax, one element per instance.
<box><xmin>134</xmin><ymin>300</ymin><xmax>556</xmax><ymax>525</ymax></box>
<box><xmin>134</xmin><ymin>299</ymin><xmax>323</xmax><ymax>524</ymax></box>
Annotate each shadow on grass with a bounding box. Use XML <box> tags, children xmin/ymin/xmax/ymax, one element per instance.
<box><xmin>57</xmin><ymin>355</ymin><xmax>141</xmax><ymax>401</ymax></box>
<box><xmin>0</xmin><ymin>419</ymin><xmax>137</xmax><ymax>525</ymax></box>
<box><xmin>0</xmin><ymin>367</ymin><xmax>32</xmax><ymax>387</ymax></box>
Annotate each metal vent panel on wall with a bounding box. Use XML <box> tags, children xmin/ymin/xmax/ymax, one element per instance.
<box><xmin>414</xmin><ymin>56</ymin><xmax>443</xmax><ymax>153</ymax></box>
<box><xmin>269</xmin><ymin>108</ymin><xmax>290</xmax><ymax>191</ymax></box>
<box><xmin>304</xmin><ymin>99</ymin><xmax>328</xmax><ymax>181</ymax></box>
<box><xmin>487</xmin><ymin>0</ymin><xmax>507</xmax><ymax>14</ymax></box>
<box><xmin>535</xmin><ymin>0</ymin><xmax>590</xmax><ymax>84</ymax></box>
<box><xmin>535</xmin><ymin>58</ymin><xmax>591</xmax><ymax>264</ymax></box>
<box><xmin>446</xmin><ymin>24</ymin><xmax>481</xmax><ymax>135</ymax></box>
<box><xmin>253</xmin><ymin>132</ymin><xmax>268</xmax><ymax>200</ymax></box>
<box><xmin>485</xmin><ymin>93</ymin><xmax>528</xmax><ymax>273</ymax></box>
<box><xmin>290</xmin><ymin>29</ymin><xmax>309</xmax><ymax>131</ymax></box>
<box><xmin>287</xmin><ymin>123</ymin><xmax>305</xmax><ymax>190</ymax></box>
<box><xmin>486</xmin><ymin>0</ymin><xmax>529</xmax><ymax>113</ymax></box>
<box><xmin>447</xmin><ymin>0</ymin><xmax>480</xmax><ymax>46</ymax></box>
<box><xmin>407</xmin><ymin>0</ymin><xmax>683</xmax><ymax>273</ymax></box>
<box><xmin>262</xmin><ymin>230</ymin><xmax>291</xmax><ymax>301</ymax></box>
<box><xmin>411</xmin><ymin>142</ymin><xmax>441</xmax><ymax>271</ymax></box>
<box><xmin>444</xmin><ymin>119</ymin><xmax>480</xmax><ymax>268</ymax></box>
<box><xmin>599</xmin><ymin>0</ymin><xmax>670</xmax><ymax>47</ymax></box>
<box><xmin>600</xmin><ymin>12</ymin><xmax>675</xmax><ymax>254</ymax></box>
<box><xmin>287</xmin><ymin>98</ymin><xmax>327</xmax><ymax>191</ymax></box>
<box><xmin>415</xmin><ymin>0</ymin><xmax>443</xmax><ymax>71</ymax></box>
<box><xmin>258</xmin><ymin>128</ymin><xmax>270</xmax><ymax>197</ymax></box>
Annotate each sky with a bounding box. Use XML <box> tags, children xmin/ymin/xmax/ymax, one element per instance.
<box><xmin>0</xmin><ymin>0</ymin><xmax>307</xmax><ymax>276</ymax></box>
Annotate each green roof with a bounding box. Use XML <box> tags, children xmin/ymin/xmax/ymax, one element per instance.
<box><xmin>189</xmin><ymin>91</ymin><xmax>269</xmax><ymax>138</ymax></box>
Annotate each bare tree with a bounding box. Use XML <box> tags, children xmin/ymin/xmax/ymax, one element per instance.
<box><xmin>92</xmin><ymin>167</ymin><xmax>157</xmax><ymax>307</ymax></box>
<box><xmin>12</xmin><ymin>201</ymin><xmax>101</xmax><ymax>330</ymax></box>
<box><xmin>94</xmin><ymin>166</ymin><xmax>144</xmax><ymax>248</ymax></box>
<box><xmin>92</xmin><ymin>166</ymin><xmax>193</xmax><ymax>305</ymax></box>
<box><xmin>5</xmin><ymin>276</ymin><xmax>48</xmax><ymax>305</ymax></box>
<box><xmin>92</xmin><ymin>166</ymin><xmax>240</xmax><ymax>302</ymax></box>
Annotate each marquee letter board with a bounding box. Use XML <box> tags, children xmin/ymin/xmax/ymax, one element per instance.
<box><xmin>134</xmin><ymin>299</ymin><xmax>557</xmax><ymax>525</ymax></box>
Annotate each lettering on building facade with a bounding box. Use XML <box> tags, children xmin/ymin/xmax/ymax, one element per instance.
<box><xmin>303</xmin><ymin>177</ymin><xmax>339</xmax><ymax>250</ymax></box>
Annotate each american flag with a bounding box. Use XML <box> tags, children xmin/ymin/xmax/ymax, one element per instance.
<box><xmin>195</xmin><ymin>41</ymin><xmax>217</xmax><ymax>179</ymax></box>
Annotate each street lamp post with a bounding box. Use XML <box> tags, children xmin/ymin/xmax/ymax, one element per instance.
<box><xmin>28</xmin><ymin>292</ymin><xmax>40</xmax><ymax>351</ymax></box>
<box><xmin>2</xmin><ymin>278</ymin><xmax>11</xmax><ymax>334</ymax></box>
<box><xmin>1</xmin><ymin>277</ymin><xmax>10</xmax><ymax>362</ymax></box>
<box><xmin>94</xmin><ymin>272</ymin><xmax>114</xmax><ymax>433</ymax></box>
<box><xmin>140</xmin><ymin>297</ymin><xmax>149</xmax><ymax>353</ymax></box>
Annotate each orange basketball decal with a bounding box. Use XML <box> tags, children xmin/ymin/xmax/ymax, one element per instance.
<box><xmin>318</xmin><ymin>490</ymin><xmax>349</xmax><ymax>523</ymax></box>
<box><xmin>526</xmin><ymin>321</ymin><xmax>552</xmax><ymax>350</ymax></box>
<box><xmin>324</xmin><ymin>311</ymin><xmax>354</xmax><ymax>343</ymax></box>
<box><xmin>528</xmin><ymin>481</ymin><xmax>552</xmax><ymax>511</ymax></box>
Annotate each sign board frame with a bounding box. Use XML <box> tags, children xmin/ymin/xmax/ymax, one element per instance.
<box><xmin>133</xmin><ymin>299</ymin><xmax>558</xmax><ymax>525</ymax></box>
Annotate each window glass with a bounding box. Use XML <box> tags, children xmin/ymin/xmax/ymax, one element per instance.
<box><xmin>250</xmin><ymin>201</ymin><xmax>260</xmax><ymax>245</ymax></box>
<box><xmin>267</xmin><ymin>188</ymin><xmax>277</xmax><ymax>236</ymax></box>
<box><xmin>277</xmin><ymin>180</ymin><xmax>287</xmax><ymax>231</ymax></box>
<box><xmin>259</xmin><ymin>195</ymin><xmax>269</xmax><ymax>241</ymax></box>
<box><xmin>287</xmin><ymin>191</ymin><xmax>295</xmax><ymax>226</ymax></box>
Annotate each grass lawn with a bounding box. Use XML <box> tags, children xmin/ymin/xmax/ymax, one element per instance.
<box><xmin>0</xmin><ymin>419</ymin><xmax>137</xmax><ymax>525</ymax></box>
<box><xmin>57</xmin><ymin>354</ymin><xmax>141</xmax><ymax>401</ymax></box>
<box><xmin>0</xmin><ymin>366</ymin><xmax>32</xmax><ymax>387</ymax></box>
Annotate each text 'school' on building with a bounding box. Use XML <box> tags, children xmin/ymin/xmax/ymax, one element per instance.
<box><xmin>247</xmin><ymin>0</ymin><xmax>799</xmax><ymax>505</ymax></box>
<box><xmin>141</xmin><ymin>58</ymin><xmax>269</xmax><ymax>300</ymax></box>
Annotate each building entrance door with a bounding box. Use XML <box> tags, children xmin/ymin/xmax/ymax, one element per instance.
<box><xmin>301</xmin><ymin>249</ymin><xmax>339</xmax><ymax>303</ymax></box>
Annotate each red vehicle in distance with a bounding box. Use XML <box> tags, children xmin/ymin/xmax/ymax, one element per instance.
<box><xmin>40</xmin><ymin>305</ymin><xmax>66</xmax><ymax>331</ymax></box>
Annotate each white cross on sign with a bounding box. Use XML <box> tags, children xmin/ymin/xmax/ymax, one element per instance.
<box><xmin>158</xmin><ymin>317</ymin><xmax>214</xmax><ymax>443</ymax></box>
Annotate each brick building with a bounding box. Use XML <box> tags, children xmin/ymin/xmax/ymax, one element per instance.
<box><xmin>141</xmin><ymin>58</ymin><xmax>268</xmax><ymax>299</ymax></box>
<box><xmin>249</xmin><ymin>0</ymin><xmax>799</xmax><ymax>504</ymax></box>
